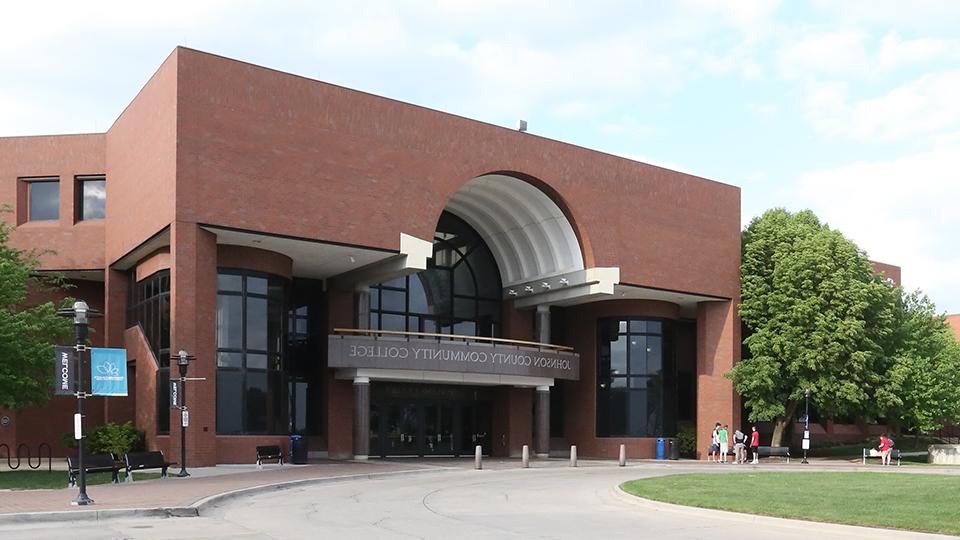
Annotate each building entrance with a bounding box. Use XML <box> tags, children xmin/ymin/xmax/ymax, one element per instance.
<box><xmin>369</xmin><ymin>383</ymin><xmax>492</xmax><ymax>457</ymax></box>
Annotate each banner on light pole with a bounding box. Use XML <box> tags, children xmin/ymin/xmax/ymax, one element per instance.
<box><xmin>90</xmin><ymin>348</ymin><xmax>128</xmax><ymax>396</ymax></box>
<box><xmin>54</xmin><ymin>346</ymin><xmax>74</xmax><ymax>396</ymax></box>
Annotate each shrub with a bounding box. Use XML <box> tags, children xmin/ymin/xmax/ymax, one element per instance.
<box><xmin>677</xmin><ymin>426</ymin><xmax>697</xmax><ymax>458</ymax></box>
<box><xmin>86</xmin><ymin>422</ymin><xmax>146</xmax><ymax>456</ymax></box>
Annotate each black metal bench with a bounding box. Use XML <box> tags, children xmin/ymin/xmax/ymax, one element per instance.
<box><xmin>67</xmin><ymin>453</ymin><xmax>121</xmax><ymax>487</ymax></box>
<box><xmin>862</xmin><ymin>448</ymin><xmax>902</xmax><ymax>466</ymax></box>
<box><xmin>756</xmin><ymin>445</ymin><xmax>791</xmax><ymax>463</ymax></box>
<box><xmin>123</xmin><ymin>450</ymin><xmax>174</xmax><ymax>482</ymax></box>
<box><xmin>256</xmin><ymin>445</ymin><xmax>284</xmax><ymax>468</ymax></box>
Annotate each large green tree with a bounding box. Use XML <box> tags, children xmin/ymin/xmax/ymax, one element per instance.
<box><xmin>873</xmin><ymin>290</ymin><xmax>960</xmax><ymax>434</ymax></box>
<box><xmin>730</xmin><ymin>208</ymin><xmax>897</xmax><ymax>446</ymax></box>
<box><xmin>0</xmin><ymin>208</ymin><xmax>72</xmax><ymax>410</ymax></box>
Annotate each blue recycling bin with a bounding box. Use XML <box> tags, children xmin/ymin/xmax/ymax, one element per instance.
<box><xmin>289</xmin><ymin>434</ymin><xmax>307</xmax><ymax>464</ymax></box>
<box><xmin>656</xmin><ymin>437</ymin><xmax>666</xmax><ymax>460</ymax></box>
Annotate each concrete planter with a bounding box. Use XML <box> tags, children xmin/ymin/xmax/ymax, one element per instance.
<box><xmin>927</xmin><ymin>444</ymin><xmax>960</xmax><ymax>464</ymax></box>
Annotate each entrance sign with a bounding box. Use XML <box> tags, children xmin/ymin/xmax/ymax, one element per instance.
<box><xmin>328</xmin><ymin>335</ymin><xmax>580</xmax><ymax>380</ymax></box>
<box><xmin>54</xmin><ymin>346</ymin><xmax>74</xmax><ymax>396</ymax></box>
<box><xmin>90</xmin><ymin>348</ymin><xmax>128</xmax><ymax>396</ymax></box>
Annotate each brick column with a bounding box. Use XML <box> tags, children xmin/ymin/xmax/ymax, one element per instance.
<box><xmin>103</xmin><ymin>269</ymin><xmax>130</xmax><ymax>424</ymax></box>
<box><xmin>169</xmin><ymin>222</ymin><xmax>218</xmax><ymax>467</ymax></box>
<box><xmin>696</xmin><ymin>300</ymin><xmax>741</xmax><ymax>460</ymax></box>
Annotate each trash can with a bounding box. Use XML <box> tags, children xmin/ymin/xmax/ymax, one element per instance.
<box><xmin>655</xmin><ymin>437</ymin><xmax>666</xmax><ymax>460</ymax></box>
<box><xmin>290</xmin><ymin>434</ymin><xmax>307</xmax><ymax>464</ymax></box>
<box><xmin>668</xmin><ymin>438</ymin><xmax>680</xmax><ymax>460</ymax></box>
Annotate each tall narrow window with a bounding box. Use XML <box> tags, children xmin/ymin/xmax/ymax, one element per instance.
<box><xmin>26</xmin><ymin>179</ymin><xmax>59</xmax><ymax>221</ymax></box>
<box><xmin>126</xmin><ymin>270</ymin><xmax>171</xmax><ymax>434</ymax></box>
<box><xmin>77</xmin><ymin>176</ymin><xmax>106</xmax><ymax>220</ymax></box>
<box><xmin>596</xmin><ymin>318</ymin><xmax>677</xmax><ymax>438</ymax></box>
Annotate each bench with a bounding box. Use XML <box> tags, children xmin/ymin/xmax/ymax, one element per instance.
<box><xmin>256</xmin><ymin>445</ymin><xmax>284</xmax><ymax>468</ymax></box>
<box><xmin>123</xmin><ymin>450</ymin><xmax>174</xmax><ymax>481</ymax></box>
<box><xmin>862</xmin><ymin>448</ymin><xmax>902</xmax><ymax>466</ymax></box>
<box><xmin>756</xmin><ymin>446</ymin><xmax>791</xmax><ymax>463</ymax></box>
<box><xmin>66</xmin><ymin>453</ymin><xmax>121</xmax><ymax>487</ymax></box>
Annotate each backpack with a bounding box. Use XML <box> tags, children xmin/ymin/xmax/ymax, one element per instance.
<box><xmin>888</xmin><ymin>438</ymin><xmax>895</xmax><ymax>448</ymax></box>
<box><xmin>734</xmin><ymin>430</ymin><xmax>745</xmax><ymax>443</ymax></box>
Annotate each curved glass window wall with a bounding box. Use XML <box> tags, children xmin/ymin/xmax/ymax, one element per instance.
<box><xmin>369</xmin><ymin>212</ymin><xmax>502</xmax><ymax>337</ymax></box>
<box><xmin>216</xmin><ymin>269</ymin><xmax>288</xmax><ymax>434</ymax></box>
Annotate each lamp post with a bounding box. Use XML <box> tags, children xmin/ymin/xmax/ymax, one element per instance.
<box><xmin>801</xmin><ymin>389</ymin><xmax>811</xmax><ymax>464</ymax></box>
<box><xmin>57</xmin><ymin>300</ymin><xmax>102</xmax><ymax>506</ymax></box>
<box><xmin>171</xmin><ymin>350</ymin><xmax>196</xmax><ymax>477</ymax></box>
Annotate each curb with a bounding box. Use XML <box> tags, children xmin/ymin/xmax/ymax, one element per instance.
<box><xmin>0</xmin><ymin>467</ymin><xmax>455</xmax><ymax>526</ymax></box>
<box><xmin>611</xmin><ymin>485</ymin><xmax>958</xmax><ymax>539</ymax></box>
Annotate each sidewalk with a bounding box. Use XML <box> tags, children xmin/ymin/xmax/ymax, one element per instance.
<box><xmin>0</xmin><ymin>460</ymin><xmax>429</xmax><ymax>516</ymax></box>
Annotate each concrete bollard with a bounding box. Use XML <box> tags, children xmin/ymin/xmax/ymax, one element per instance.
<box><xmin>522</xmin><ymin>445</ymin><xmax>530</xmax><ymax>468</ymax></box>
<box><xmin>475</xmin><ymin>445</ymin><xmax>483</xmax><ymax>470</ymax></box>
<box><xmin>619</xmin><ymin>444</ymin><xmax>626</xmax><ymax>467</ymax></box>
<box><xmin>570</xmin><ymin>445</ymin><xmax>578</xmax><ymax>467</ymax></box>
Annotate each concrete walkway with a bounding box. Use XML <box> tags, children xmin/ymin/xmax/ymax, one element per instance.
<box><xmin>0</xmin><ymin>460</ymin><xmax>428</xmax><ymax>516</ymax></box>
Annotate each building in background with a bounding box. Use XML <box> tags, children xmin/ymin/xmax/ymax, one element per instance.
<box><xmin>0</xmin><ymin>47</ymin><xmax>741</xmax><ymax>464</ymax></box>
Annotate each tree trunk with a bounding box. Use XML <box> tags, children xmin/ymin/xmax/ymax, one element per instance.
<box><xmin>770</xmin><ymin>400</ymin><xmax>799</xmax><ymax>448</ymax></box>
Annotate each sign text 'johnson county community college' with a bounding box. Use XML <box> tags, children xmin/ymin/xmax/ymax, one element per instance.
<box><xmin>327</xmin><ymin>336</ymin><xmax>579</xmax><ymax>380</ymax></box>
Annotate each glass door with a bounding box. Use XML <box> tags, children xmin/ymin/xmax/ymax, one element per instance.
<box><xmin>384</xmin><ymin>401</ymin><xmax>420</xmax><ymax>455</ymax></box>
<box><xmin>423</xmin><ymin>402</ymin><xmax>455</xmax><ymax>455</ymax></box>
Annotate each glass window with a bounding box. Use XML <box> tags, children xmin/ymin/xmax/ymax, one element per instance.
<box><xmin>27</xmin><ymin>180</ymin><xmax>59</xmax><ymax>221</ymax></box>
<box><xmin>78</xmin><ymin>177</ymin><xmax>106</xmax><ymax>220</ymax></box>
<box><xmin>597</xmin><ymin>318</ymin><xmax>677</xmax><ymax>438</ymax></box>
<box><xmin>217</xmin><ymin>295</ymin><xmax>243</xmax><ymax>349</ymax></box>
<box><xmin>217</xmin><ymin>274</ymin><xmax>242</xmax><ymax>292</ymax></box>
<box><xmin>369</xmin><ymin>212</ymin><xmax>502</xmax><ymax>337</ymax></box>
<box><xmin>215</xmin><ymin>269</ymin><xmax>290</xmax><ymax>435</ymax></box>
<box><xmin>245</xmin><ymin>296</ymin><xmax>268</xmax><ymax>350</ymax></box>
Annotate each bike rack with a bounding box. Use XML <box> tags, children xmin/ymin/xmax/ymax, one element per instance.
<box><xmin>0</xmin><ymin>442</ymin><xmax>53</xmax><ymax>471</ymax></box>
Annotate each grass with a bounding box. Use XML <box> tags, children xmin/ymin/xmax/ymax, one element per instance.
<box><xmin>621</xmin><ymin>472</ymin><xmax>960</xmax><ymax>536</ymax></box>
<box><xmin>0</xmin><ymin>470</ymin><xmax>163</xmax><ymax>490</ymax></box>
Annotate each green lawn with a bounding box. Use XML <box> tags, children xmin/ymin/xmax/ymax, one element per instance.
<box><xmin>0</xmin><ymin>470</ymin><xmax>162</xmax><ymax>490</ymax></box>
<box><xmin>621</xmin><ymin>472</ymin><xmax>960</xmax><ymax>536</ymax></box>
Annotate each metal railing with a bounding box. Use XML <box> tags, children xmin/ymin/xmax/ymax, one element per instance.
<box><xmin>0</xmin><ymin>442</ymin><xmax>53</xmax><ymax>472</ymax></box>
<box><xmin>332</xmin><ymin>328</ymin><xmax>574</xmax><ymax>352</ymax></box>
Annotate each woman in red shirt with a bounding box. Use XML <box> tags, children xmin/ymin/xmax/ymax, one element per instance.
<box><xmin>878</xmin><ymin>433</ymin><xmax>893</xmax><ymax>466</ymax></box>
<box><xmin>749</xmin><ymin>425</ymin><xmax>760</xmax><ymax>464</ymax></box>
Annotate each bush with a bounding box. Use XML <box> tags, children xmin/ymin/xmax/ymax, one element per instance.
<box><xmin>677</xmin><ymin>426</ymin><xmax>697</xmax><ymax>458</ymax></box>
<box><xmin>86</xmin><ymin>422</ymin><xmax>146</xmax><ymax>456</ymax></box>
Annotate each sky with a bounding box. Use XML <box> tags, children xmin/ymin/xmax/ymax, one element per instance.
<box><xmin>2</xmin><ymin>0</ymin><xmax>958</xmax><ymax>313</ymax></box>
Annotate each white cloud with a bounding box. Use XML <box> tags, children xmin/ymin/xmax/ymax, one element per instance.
<box><xmin>778</xmin><ymin>31</ymin><xmax>869</xmax><ymax>79</ymax></box>
<box><xmin>804</xmin><ymin>70</ymin><xmax>960</xmax><ymax>142</ymax></box>
<box><xmin>787</xmin><ymin>141</ymin><xmax>960</xmax><ymax>312</ymax></box>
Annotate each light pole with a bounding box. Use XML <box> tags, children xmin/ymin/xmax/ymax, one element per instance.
<box><xmin>171</xmin><ymin>350</ymin><xmax>196</xmax><ymax>477</ymax></box>
<box><xmin>57</xmin><ymin>300</ymin><xmax>102</xmax><ymax>506</ymax></box>
<box><xmin>801</xmin><ymin>388</ymin><xmax>811</xmax><ymax>464</ymax></box>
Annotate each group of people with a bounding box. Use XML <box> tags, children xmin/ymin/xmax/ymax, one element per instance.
<box><xmin>707</xmin><ymin>423</ymin><xmax>761</xmax><ymax>464</ymax></box>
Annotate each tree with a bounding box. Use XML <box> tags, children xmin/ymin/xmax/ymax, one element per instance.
<box><xmin>729</xmin><ymin>208</ymin><xmax>896</xmax><ymax>447</ymax></box>
<box><xmin>873</xmin><ymin>290</ymin><xmax>960</xmax><ymax>435</ymax></box>
<box><xmin>0</xmin><ymin>207</ymin><xmax>72</xmax><ymax>410</ymax></box>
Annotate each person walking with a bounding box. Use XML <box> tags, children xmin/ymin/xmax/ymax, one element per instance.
<box><xmin>708</xmin><ymin>423</ymin><xmax>721</xmax><ymax>462</ymax></box>
<box><xmin>718</xmin><ymin>424</ymin><xmax>730</xmax><ymax>464</ymax></box>
<box><xmin>750</xmin><ymin>425</ymin><xmax>760</xmax><ymax>464</ymax></box>
<box><xmin>733</xmin><ymin>428</ymin><xmax>747</xmax><ymax>464</ymax></box>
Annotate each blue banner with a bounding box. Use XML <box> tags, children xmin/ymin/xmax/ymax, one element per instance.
<box><xmin>90</xmin><ymin>348</ymin><xmax>128</xmax><ymax>396</ymax></box>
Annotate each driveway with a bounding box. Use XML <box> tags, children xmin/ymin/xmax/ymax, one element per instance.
<box><xmin>0</xmin><ymin>463</ymin><xmax>954</xmax><ymax>539</ymax></box>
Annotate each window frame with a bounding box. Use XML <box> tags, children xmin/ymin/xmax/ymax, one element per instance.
<box><xmin>75</xmin><ymin>175</ymin><xmax>106</xmax><ymax>221</ymax></box>
<box><xmin>24</xmin><ymin>177</ymin><xmax>60</xmax><ymax>222</ymax></box>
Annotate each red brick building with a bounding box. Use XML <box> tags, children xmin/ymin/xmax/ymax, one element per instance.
<box><xmin>0</xmin><ymin>48</ymin><xmax>741</xmax><ymax>465</ymax></box>
<box><xmin>947</xmin><ymin>315</ymin><xmax>960</xmax><ymax>342</ymax></box>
